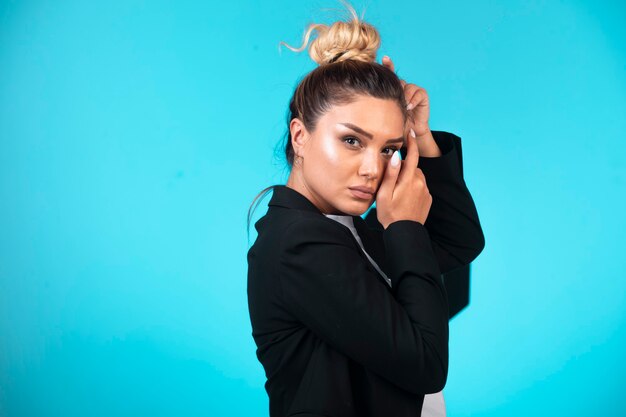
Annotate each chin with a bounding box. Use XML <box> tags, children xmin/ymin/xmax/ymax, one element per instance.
<box><xmin>341</xmin><ymin>200</ymin><xmax>372</xmax><ymax>216</ymax></box>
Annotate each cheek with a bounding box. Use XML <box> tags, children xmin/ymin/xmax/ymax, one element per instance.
<box><xmin>312</xmin><ymin>137</ymin><xmax>352</xmax><ymax>183</ymax></box>
<box><xmin>318</xmin><ymin>136</ymin><xmax>341</xmax><ymax>165</ymax></box>
<box><xmin>306</xmin><ymin>136</ymin><xmax>357</xmax><ymax>194</ymax></box>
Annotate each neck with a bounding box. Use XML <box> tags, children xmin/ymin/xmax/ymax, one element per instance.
<box><xmin>286</xmin><ymin>168</ymin><xmax>344</xmax><ymax>215</ymax></box>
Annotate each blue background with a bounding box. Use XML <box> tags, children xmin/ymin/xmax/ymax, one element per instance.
<box><xmin>1</xmin><ymin>0</ymin><xmax>625</xmax><ymax>415</ymax></box>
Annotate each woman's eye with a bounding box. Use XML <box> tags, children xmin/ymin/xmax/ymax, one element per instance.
<box><xmin>343</xmin><ymin>136</ymin><xmax>360</xmax><ymax>147</ymax></box>
<box><xmin>342</xmin><ymin>137</ymin><xmax>398</xmax><ymax>156</ymax></box>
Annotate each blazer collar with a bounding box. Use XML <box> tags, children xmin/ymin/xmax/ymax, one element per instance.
<box><xmin>267</xmin><ymin>186</ymin><xmax>378</xmax><ymax>241</ymax></box>
<box><xmin>267</xmin><ymin>185</ymin><xmax>324</xmax><ymax>214</ymax></box>
<box><xmin>268</xmin><ymin>185</ymin><xmax>387</xmax><ymax>273</ymax></box>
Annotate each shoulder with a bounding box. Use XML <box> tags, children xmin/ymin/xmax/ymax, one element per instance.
<box><xmin>280</xmin><ymin>214</ymin><xmax>355</xmax><ymax>251</ymax></box>
<box><xmin>250</xmin><ymin>208</ymin><xmax>355</xmax><ymax>259</ymax></box>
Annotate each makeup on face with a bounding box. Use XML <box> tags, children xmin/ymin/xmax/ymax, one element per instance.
<box><xmin>297</xmin><ymin>96</ymin><xmax>405</xmax><ymax>216</ymax></box>
<box><xmin>337</xmin><ymin>122</ymin><xmax>404</xmax><ymax>146</ymax></box>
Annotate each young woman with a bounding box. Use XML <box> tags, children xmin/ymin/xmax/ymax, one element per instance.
<box><xmin>246</xmin><ymin>4</ymin><xmax>484</xmax><ymax>416</ymax></box>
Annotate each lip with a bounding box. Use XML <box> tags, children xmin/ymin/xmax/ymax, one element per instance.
<box><xmin>349</xmin><ymin>186</ymin><xmax>375</xmax><ymax>200</ymax></box>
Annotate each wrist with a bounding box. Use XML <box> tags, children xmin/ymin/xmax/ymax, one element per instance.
<box><xmin>415</xmin><ymin>129</ymin><xmax>442</xmax><ymax>158</ymax></box>
<box><xmin>414</xmin><ymin>124</ymin><xmax>431</xmax><ymax>138</ymax></box>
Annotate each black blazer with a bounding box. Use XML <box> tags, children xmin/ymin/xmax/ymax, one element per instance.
<box><xmin>247</xmin><ymin>131</ymin><xmax>485</xmax><ymax>417</ymax></box>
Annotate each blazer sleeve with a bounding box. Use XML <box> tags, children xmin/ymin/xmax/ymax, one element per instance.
<box><xmin>278</xmin><ymin>217</ymin><xmax>449</xmax><ymax>395</ymax></box>
<box><xmin>416</xmin><ymin>130</ymin><xmax>485</xmax><ymax>274</ymax></box>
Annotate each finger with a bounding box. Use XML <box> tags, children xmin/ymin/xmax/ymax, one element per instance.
<box><xmin>377</xmin><ymin>149</ymin><xmax>402</xmax><ymax>203</ymax></box>
<box><xmin>411</xmin><ymin>124</ymin><xmax>420</xmax><ymax>167</ymax></box>
<box><xmin>404</xmin><ymin>84</ymin><xmax>420</xmax><ymax>110</ymax></box>
<box><xmin>397</xmin><ymin>125</ymin><xmax>419</xmax><ymax>184</ymax></box>
<box><xmin>415</xmin><ymin>167</ymin><xmax>429</xmax><ymax>197</ymax></box>
<box><xmin>406</xmin><ymin>86</ymin><xmax>428</xmax><ymax>111</ymax></box>
<box><xmin>382</xmin><ymin>56</ymin><xmax>407</xmax><ymax>87</ymax></box>
<box><xmin>382</xmin><ymin>55</ymin><xmax>395</xmax><ymax>73</ymax></box>
<box><xmin>415</xmin><ymin>167</ymin><xmax>426</xmax><ymax>183</ymax></box>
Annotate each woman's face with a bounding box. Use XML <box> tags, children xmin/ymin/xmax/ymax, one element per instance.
<box><xmin>288</xmin><ymin>94</ymin><xmax>406</xmax><ymax>216</ymax></box>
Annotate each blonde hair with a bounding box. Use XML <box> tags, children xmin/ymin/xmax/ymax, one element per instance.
<box><xmin>278</xmin><ymin>0</ymin><xmax>381</xmax><ymax>66</ymax></box>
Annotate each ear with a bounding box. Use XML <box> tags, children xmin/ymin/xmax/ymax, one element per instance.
<box><xmin>289</xmin><ymin>118</ymin><xmax>310</xmax><ymax>158</ymax></box>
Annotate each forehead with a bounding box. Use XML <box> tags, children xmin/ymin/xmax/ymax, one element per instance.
<box><xmin>320</xmin><ymin>95</ymin><xmax>405</xmax><ymax>138</ymax></box>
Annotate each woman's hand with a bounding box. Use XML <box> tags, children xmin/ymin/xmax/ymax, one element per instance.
<box><xmin>382</xmin><ymin>55</ymin><xmax>430</xmax><ymax>137</ymax></box>
<box><xmin>382</xmin><ymin>55</ymin><xmax>442</xmax><ymax>158</ymax></box>
<box><xmin>376</xmin><ymin>126</ymin><xmax>432</xmax><ymax>229</ymax></box>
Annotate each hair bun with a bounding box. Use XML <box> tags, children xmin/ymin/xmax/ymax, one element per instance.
<box><xmin>279</xmin><ymin>2</ymin><xmax>381</xmax><ymax>66</ymax></box>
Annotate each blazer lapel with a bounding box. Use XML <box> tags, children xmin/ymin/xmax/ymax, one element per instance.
<box><xmin>268</xmin><ymin>185</ymin><xmax>390</xmax><ymax>287</ymax></box>
<box><xmin>352</xmin><ymin>215</ymin><xmax>386</xmax><ymax>268</ymax></box>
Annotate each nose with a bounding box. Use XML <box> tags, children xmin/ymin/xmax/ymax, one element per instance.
<box><xmin>357</xmin><ymin>151</ymin><xmax>382</xmax><ymax>181</ymax></box>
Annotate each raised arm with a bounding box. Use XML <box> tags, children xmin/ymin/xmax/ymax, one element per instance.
<box><xmin>378</xmin><ymin>56</ymin><xmax>485</xmax><ymax>274</ymax></box>
<box><xmin>363</xmin><ymin>130</ymin><xmax>484</xmax><ymax>275</ymax></box>
<box><xmin>278</xmin><ymin>216</ymin><xmax>449</xmax><ymax>395</ymax></box>
<box><xmin>418</xmin><ymin>130</ymin><xmax>485</xmax><ymax>273</ymax></box>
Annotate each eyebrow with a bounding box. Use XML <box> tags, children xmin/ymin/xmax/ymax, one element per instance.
<box><xmin>338</xmin><ymin>122</ymin><xmax>404</xmax><ymax>144</ymax></box>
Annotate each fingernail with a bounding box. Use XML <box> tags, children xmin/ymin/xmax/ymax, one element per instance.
<box><xmin>410</xmin><ymin>128</ymin><xmax>416</xmax><ymax>138</ymax></box>
<box><xmin>391</xmin><ymin>150</ymin><xmax>400</xmax><ymax>167</ymax></box>
<box><xmin>407</xmin><ymin>102</ymin><xmax>415</xmax><ymax>111</ymax></box>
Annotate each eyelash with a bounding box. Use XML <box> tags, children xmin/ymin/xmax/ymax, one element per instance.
<box><xmin>342</xmin><ymin>136</ymin><xmax>399</xmax><ymax>157</ymax></box>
